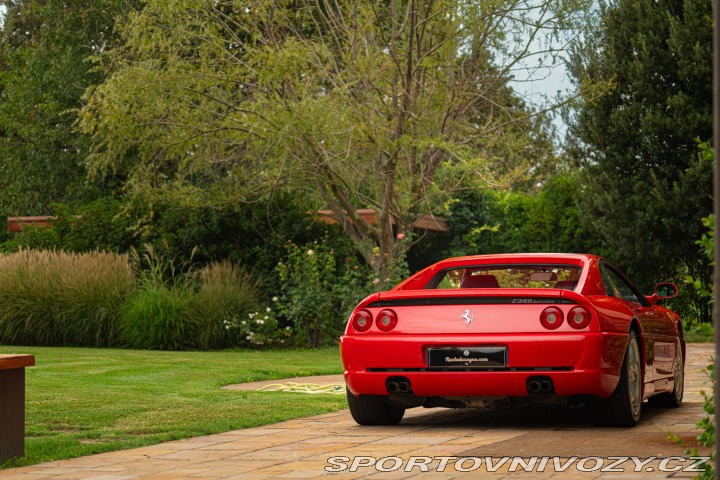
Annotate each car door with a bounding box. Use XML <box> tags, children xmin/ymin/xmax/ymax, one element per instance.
<box><xmin>598</xmin><ymin>263</ymin><xmax>678</xmax><ymax>394</ymax></box>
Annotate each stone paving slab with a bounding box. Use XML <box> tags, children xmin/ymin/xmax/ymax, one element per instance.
<box><xmin>0</xmin><ymin>343</ymin><xmax>714</xmax><ymax>479</ymax></box>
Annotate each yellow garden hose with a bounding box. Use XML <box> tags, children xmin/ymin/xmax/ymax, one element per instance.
<box><xmin>257</xmin><ymin>382</ymin><xmax>346</xmax><ymax>394</ymax></box>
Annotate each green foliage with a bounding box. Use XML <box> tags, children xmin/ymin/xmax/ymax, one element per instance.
<box><xmin>134</xmin><ymin>196</ymin><xmax>332</xmax><ymax>297</ymax></box>
<box><xmin>0</xmin><ymin>197</ymin><xmax>135</xmax><ymax>255</ymax></box>
<box><xmin>567</xmin><ymin>0</ymin><xmax>712</xmax><ymax>316</ymax></box>
<box><xmin>671</xmin><ymin>364</ymin><xmax>714</xmax><ymax>479</ymax></box>
<box><xmin>697</xmin><ymin>213</ymin><xmax>715</xmax><ymax>269</ymax></box>
<box><xmin>79</xmin><ymin>0</ymin><xmax>585</xmax><ymax>280</ymax></box>
<box><xmin>52</xmin><ymin>198</ymin><xmax>135</xmax><ymax>253</ymax></box>
<box><xmin>122</xmin><ymin>246</ymin><xmax>280</xmax><ymax>350</ymax></box>
<box><xmin>672</xmin><ymin>182</ymin><xmax>715</xmax><ymax>476</ymax></box>
<box><xmin>128</xmin><ymin>242</ymin><xmax>195</xmax><ymax>289</ymax></box>
<box><xmin>222</xmin><ymin>308</ymin><xmax>290</xmax><ymax>349</ymax></box>
<box><xmin>0</xmin><ymin>249</ymin><xmax>134</xmax><ymax>346</ymax></box>
<box><xmin>187</xmin><ymin>261</ymin><xmax>263</xmax><ymax>349</ymax></box>
<box><xmin>0</xmin><ymin>225</ymin><xmax>59</xmax><ymax>253</ymax></box>
<box><xmin>0</xmin><ymin>0</ymin><xmax>131</xmax><ymax>216</ymax></box>
<box><xmin>676</xmin><ymin>144</ymin><xmax>715</xmax><ymax>326</ymax></box>
<box><xmin>442</xmin><ymin>174</ymin><xmax>607</xmax><ymax>259</ymax></box>
<box><xmin>276</xmin><ymin>238</ymin><xmax>372</xmax><ymax>347</ymax></box>
<box><xmin>685</xmin><ymin>213</ymin><xmax>714</xmax><ymax>300</ymax></box>
<box><xmin>684</xmin><ymin>322</ymin><xmax>714</xmax><ymax>343</ymax></box>
<box><xmin>276</xmin><ymin>241</ymin><xmax>339</xmax><ymax>348</ymax></box>
<box><xmin>121</xmin><ymin>244</ymin><xmax>202</xmax><ymax>351</ymax></box>
<box><xmin>120</xmin><ymin>285</ymin><xmax>192</xmax><ymax>351</ymax></box>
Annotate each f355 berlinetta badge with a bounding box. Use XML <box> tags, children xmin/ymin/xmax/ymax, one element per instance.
<box><xmin>461</xmin><ymin>309</ymin><xmax>473</xmax><ymax>326</ymax></box>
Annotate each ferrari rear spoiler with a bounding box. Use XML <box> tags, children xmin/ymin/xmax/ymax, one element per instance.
<box><xmin>357</xmin><ymin>288</ymin><xmax>583</xmax><ymax>309</ymax></box>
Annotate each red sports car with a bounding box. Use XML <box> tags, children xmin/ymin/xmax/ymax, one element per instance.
<box><xmin>341</xmin><ymin>254</ymin><xmax>683</xmax><ymax>427</ymax></box>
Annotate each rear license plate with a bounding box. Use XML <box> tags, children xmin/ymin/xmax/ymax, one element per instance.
<box><xmin>427</xmin><ymin>347</ymin><xmax>507</xmax><ymax>369</ymax></box>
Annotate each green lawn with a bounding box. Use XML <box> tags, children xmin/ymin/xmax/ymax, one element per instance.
<box><xmin>0</xmin><ymin>346</ymin><xmax>346</xmax><ymax>469</ymax></box>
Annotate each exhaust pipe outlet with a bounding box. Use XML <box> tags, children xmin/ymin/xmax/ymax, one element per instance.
<box><xmin>386</xmin><ymin>376</ymin><xmax>412</xmax><ymax>394</ymax></box>
<box><xmin>527</xmin><ymin>375</ymin><xmax>555</xmax><ymax>394</ymax></box>
<box><xmin>527</xmin><ymin>381</ymin><xmax>541</xmax><ymax>393</ymax></box>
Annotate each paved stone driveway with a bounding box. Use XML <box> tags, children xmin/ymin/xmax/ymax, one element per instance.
<box><xmin>0</xmin><ymin>344</ymin><xmax>713</xmax><ymax>479</ymax></box>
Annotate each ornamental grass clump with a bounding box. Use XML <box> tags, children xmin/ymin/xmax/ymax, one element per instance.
<box><xmin>0</xmin><ymin>249</ymin><xmax>134</xmax><ymax>346</ymax></box>
<box><xmin>120</xmin><ymin>284</ymin><xmax>192</xmax><ymax>350</ymax></box>
<box><xmin>187</xmin><ymin>260</ymin><xmax>261</xmax><ymax>349</ymax></box>
<box><xmin>120</xmin><ymin>243</ymin><xmax>194</xmax><ymax>350</ymax></box>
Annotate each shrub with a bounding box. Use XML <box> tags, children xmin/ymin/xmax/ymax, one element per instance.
<box><xmin>223</xmin><ymin>307</ymin><xmax>290</xmax><ymax>348</ymax></box>
<box><xmin>276</xmin><ymin>238</ymin><xmax>372</xmax><ymax>347</ymax></box>
<box><xmin>0</xmin><ymin>225</ymin><xmax>60</xmax><ymax>253</ymax></box>
<box><xmin>0</xmin><ymin>249</ymin><xmax>134</xmax><ymax>346</ymax></box>
<box><xmin>276</xmin><ymin>241</ymin><xmax>338</xmax><ymax>348</ymax></box>
<box><xmin>120</xmin><ymin>284</ymin><xmax>192</xmax><ymax>350</ymax></box>
<box><xmin>52</xmin><ymin>198</ymin><xmax>135</xmax><ymax>253</ymax></box>
<box><xmin>120</xmin><ymin>243</ymin><xmax>195</xmax><ymax>350</ymax></box>
<box><xmin>187</xmin><ymin>260</ymin><xmax>261</xmax><ymax>349</ymax></box>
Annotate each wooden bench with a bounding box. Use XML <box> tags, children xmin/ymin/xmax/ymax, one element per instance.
<box><xmin>0</xmin><ymin>354</ymin><xmax>35</xmax><ymax>462</ymax></box>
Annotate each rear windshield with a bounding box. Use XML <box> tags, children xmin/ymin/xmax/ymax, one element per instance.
<box><xmin>427</xmin><ymin>265</ymin><xmax>581</xmax><ymax>290</ymax></box>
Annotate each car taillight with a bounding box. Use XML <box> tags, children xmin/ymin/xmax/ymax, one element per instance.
<box><xmin>376</xmin><ymin>309</ymin><xmax>398</xmax><ymax>332</ymax></box>
<box><xmin>352</xmin><ymin>310</ymin><xmax>372</xmax><ymax>332</ymax></box>
<box><xmin>568</xmin><ymin>306</ymin><xmax>591</xmax><ymax>329</ymax></box>
<box><xmin>540</xmin><ymin>306</ymin><xmax>564</xmax><ymax>330</ymax></box>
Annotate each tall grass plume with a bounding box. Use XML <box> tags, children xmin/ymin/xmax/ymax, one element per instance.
<box><xmin>187</xmin><ymin>260</ymin><xmax>260</xmax><ymax>349</ymax></box>
<box><xmin>0</xmin><ymin>249</ymin><xmax>134</xmax><ymax>346</ymax></box>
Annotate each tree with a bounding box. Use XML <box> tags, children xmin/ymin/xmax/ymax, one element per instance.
<box><xmin>441</xmin><ymin>173</ymin><xmax>607</xmax><ymax>259</ymax></box>
<box><xmin>81</xmin><ymin>0</ymin><xmax>590</xmax><ymax>285</ymax></box>
<box><xmin>0</xmin><ymin>0</ymin><xmax>130</xmax><ymax>215</ymax></box>
<box><xmin>567</xmin><ymin>0</ymin><xmax>712</xmax><ymax>320</ymax></box>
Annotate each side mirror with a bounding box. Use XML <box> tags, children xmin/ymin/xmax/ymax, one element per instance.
<box><xmin>646</xmin><ymin>282</ymin><xmax>678</xmax><ymax>305</ymax></box>
<box><xmin>655</xmin><ymin>282</ymin><xmax>678</xmax><ymax>298</ymax></box>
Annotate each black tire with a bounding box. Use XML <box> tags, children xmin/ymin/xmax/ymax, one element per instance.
<box><xmin>592</xmin><ymin>331</ymin><xmax>643</xmax><ymax>427</ymax></box>
<box><xmin>647</xmin><ymin>336</ymin><xmax>684</xmax><ymax>408</ymax></box>
<box><xmin>346</xmin><ymin>390</ymin><xmax>405</xmax><ymax>426</ymax></box>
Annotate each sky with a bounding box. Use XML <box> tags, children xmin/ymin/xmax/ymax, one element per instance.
<box><xmin>511</xmin><ymin>61</ymin><xmax>572</xmax><ymax>138</ymax></box>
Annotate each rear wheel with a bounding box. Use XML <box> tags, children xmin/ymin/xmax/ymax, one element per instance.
<box><xmin>592</xmin><ymin>331</ymin><xmax>642</xmax><ymax>427</ymax></box>
<box><xmin>647</xmin><ymin>336</ymin><xmax>684</xmax><ymax>408</ymax></box>
<box><xmin>346</xmin><ymin>390</ymin><xmax>405</xmax><ymax>425</ymax></box>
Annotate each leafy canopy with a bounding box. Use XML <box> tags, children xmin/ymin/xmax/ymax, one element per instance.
<box><xmin>567</xmin><ymin>0</ymin><xmax>712</xmax><ymax>314</ymax></box>
<box><xmin>0</xmin><ymin>0</ymin><xmax>129</xmax><ymax>215</ymax></box>
<box><xmin>82</xmin><ymin>0</ymin><xmax>591</xmax><ymax>280</ymax></box>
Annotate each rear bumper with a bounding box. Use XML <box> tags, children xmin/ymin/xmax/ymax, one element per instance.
<box><xmin>341</xmin><ymin>332</ymin><xmax>628</xmax><ymax>398</ymax></box>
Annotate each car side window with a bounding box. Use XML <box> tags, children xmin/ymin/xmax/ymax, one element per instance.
<box><xmin>600</xmin><ymin>264</ymin><xmax>641</xmax><ymax>304</ymax></box>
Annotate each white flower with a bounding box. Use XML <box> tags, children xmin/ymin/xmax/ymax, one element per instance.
<box><xmin>241</xmin><ymin>321</ymin><xmax>246</xmax><ymax>325</ymax></box>
<box><xmin>256</xmin><ymin>319</ymin><xmax>264</xmax><ymax>325</ymax></box>
<box><xmin>307</xmin><ymin>249</ymin><xmax>314</xmax><ymax>255</ymax></box>
<box><xmin>245</xmin><ymin>335</ymin><xmax>252</xmax><ymax>340</ymax></box>
<box><xmin>272</xmin><ymin>296</ymin><xmax>278</xmax><ymax>302</ymax></box>
<box><xmin>225</xmin><ymin>325</ymin><xmax>230</xmax><ymax>330</ymax></box>
<box><xmin>264</xmin><ymin>315</ymin><xmax>268</xmax><ymax>320</ymax></box>
<box><xmin>266</xmin><ymin>307</ymin><xmax>271</xmax><ymax>312</ymax></box>
<box><xmin>285</xmin><ymin>326</ymin><xmax>291</xmax><ymax>330</ymax></box>
<box><xmin>248</xmin><ymin>313</ymin><xmax>253</xmax><ymax>318</ymax></box>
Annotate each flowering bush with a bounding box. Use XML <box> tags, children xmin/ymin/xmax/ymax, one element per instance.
<box><xmin>223</xmin><ymin>306</ymin><xmax>290</xmax><ymax>347</ymax></box>
<box><xmin>276</xmin><ymin>237</ymin><xmax>372</xmax><ymax>347</ymax></box>
<box><xmin>368</xmin><ymin>233</ymin><xmax>411</xmax><ymax>290</ymax></box>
